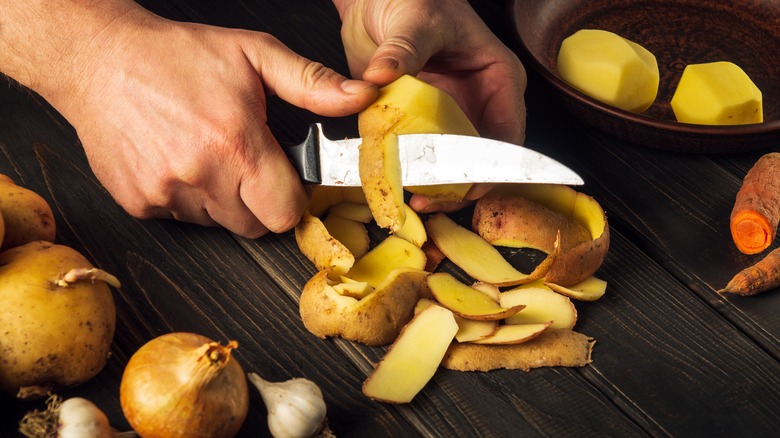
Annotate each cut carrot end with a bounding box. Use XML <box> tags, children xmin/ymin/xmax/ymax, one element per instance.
<box><xmin>731</xmin><ymin>213</ymin><xmax>774</xmax><ymax>255</ymax></box>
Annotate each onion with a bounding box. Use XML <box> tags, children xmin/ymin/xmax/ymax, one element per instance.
<box><xmin>120</xmin><ymin>332</ymin><xmax>249</xmax><ymax>438</ymax></box>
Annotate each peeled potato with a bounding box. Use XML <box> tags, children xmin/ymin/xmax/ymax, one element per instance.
<box><xmin>0</xmin><ymin>176</ymin><xmax>56</xmax><ymax>250</ymax></box>
<box><xmin>558</xmin><ymin>29</ymin><xmax>659</xmax><ymax>113</ymax></box>
<box><xmin>671</xmin><ymin>61</ymin><xmax>763</xmax><ymax>125</ymax></box>
<box><xmin>0</xmin><ymin>241</ymin><xmax>120</xmax><ymax>399</ymax></box>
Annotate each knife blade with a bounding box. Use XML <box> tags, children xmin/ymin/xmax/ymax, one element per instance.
<box><xmin>284</xmin><ymin>123</ymin><xmax>584</xmax><ymax>187</ymax></box>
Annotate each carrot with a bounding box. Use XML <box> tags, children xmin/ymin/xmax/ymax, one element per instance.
<box><xmin>720</xmin><ymin>246</ymin><xmax>780</xmax><ymax>296</ymax></box>
<box><xmin>729</xmin><ymin>152</ymin><xmax>780</xmax><ymax>255</ymax></box>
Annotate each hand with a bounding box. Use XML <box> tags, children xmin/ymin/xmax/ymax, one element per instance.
<box><xmin>1</xmin><ymin>1</ymin><xmax>379</xmax><ymax>237</ymax></box>
<box><xmin>333</xmin><ymin>0</ymin><xmax>527</xmax><ymax>212</ymax></box>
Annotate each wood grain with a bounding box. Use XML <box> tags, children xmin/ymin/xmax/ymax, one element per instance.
<box><xmin>2</xmin><ymin>0</ymin><xmax>780</xmax><ymax>436</ymax></box>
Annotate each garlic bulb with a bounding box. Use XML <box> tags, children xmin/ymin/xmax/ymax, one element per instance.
<box><xmin>19</xmin><ymin>394</ymin><xmax>135</xmax><ymax>437</ymax></box>
<box><xmin>58</xmin><ymin>397</ymin><xmax>115</xmax><ymax>438</ymax></box>
<box><xmin>248</xmin><ymin>373</ymin><xmax>331</xmax><ymax>438</ymax></box>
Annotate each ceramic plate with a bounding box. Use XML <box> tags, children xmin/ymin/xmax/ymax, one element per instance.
<box><xmin>508</xmin><ymin>0</ymin><xmax>780</xmax><ymax>153</ymax></box>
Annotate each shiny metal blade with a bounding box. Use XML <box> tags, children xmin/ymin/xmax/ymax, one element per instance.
<box><xmin>318</xmin><ymin>132</ymin><xmax>583</xmax><ymax>187</ymax></box>
<box><xmin>397</xmin><ymin>133</ymin><xmax>584</xmax><ymax>186</ymax></box>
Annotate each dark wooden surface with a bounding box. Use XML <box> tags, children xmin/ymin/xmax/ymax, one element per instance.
<box><xmin>2</xmin><ymin>1</ymin><xmax>780</xmax><ymax>436</ymax></box>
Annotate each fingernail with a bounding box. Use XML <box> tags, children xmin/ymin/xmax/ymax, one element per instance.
<box><xmin>340</xmin><ymin>79</ymin><xmax>374</xmax><ymax>94</ymax></box>
<box><xmin>367</xmin><ymin>57</ymin><xmax>399</xmax><ymax>72</ymax></box>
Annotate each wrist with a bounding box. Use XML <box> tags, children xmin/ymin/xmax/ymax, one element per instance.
<box><xmin>0</xmin><ymin>0</ymin><xmax>148</xmax><ymax>115</ymax></box>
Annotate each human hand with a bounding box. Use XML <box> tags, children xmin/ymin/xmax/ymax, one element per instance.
<box><xmin>1</xmin><ymin>2</ymin><xmax>378</xmax><ymax>238</ymax></box>
<box><xmin>333</xmin><ymin>0</ymin><xmax>527</xmax><ymax>213</ymax></box>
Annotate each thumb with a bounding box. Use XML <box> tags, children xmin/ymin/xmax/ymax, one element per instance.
<box><xmin>245</xmin><ymin>34</ymin><xmax>378</xmax><ymax>116</ymax></box>
<box><xmin>360</xmin><ymin>24</ymin><xmax>441</xmax><ymax>86</ymax></box>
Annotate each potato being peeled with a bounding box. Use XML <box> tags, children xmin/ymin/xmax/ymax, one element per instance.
<box><xmin>358</xmin><ymin>74</ymin><xmax>481</xmax><ymax>225</ymax></box>
<box><xmin>0</xmin><ymin>241</ymin><xmax>120</xmax><ymax>399</ymax></box>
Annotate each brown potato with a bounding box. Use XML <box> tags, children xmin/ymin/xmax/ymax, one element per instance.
<box><xmin>0</xmin><ymin>177</ymin><xmax>56</xmax><ymax>250</ymax></box>
<box><xmin>0</xmin><ymin>241</ymin><xmax>119</xmax><ymax>399</ymax></box>
<box><xmin>473</xmin><ymin>194</ymin><xmax>591</xmax><ymax>253</ymax></box>
<box><xmin>474</xmin><ymin>185</ymin><xmax>610</xmax><ymax>287</ymax></box>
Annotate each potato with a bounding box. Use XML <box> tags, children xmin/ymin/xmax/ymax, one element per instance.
<box><xmin>473</xmin><ymin>194</ymin><xmax>590</xmax><ymax>253</ymax></box>
<box><xmin>547</xmin><ymin>276</ymin><xmax>608</xmax><ymax>302</ymax></box>
<box><xmin>442</xmin><ymin>328</ymin><xmax>595</xmax><ymax>372</ymax></box>
<box><xmin>0</xmin><ymin>176</ymin><xmax>56</xmax><ymax>250</ymax></box>
<box><xmin>322</xmin><ymin>213</ymin><xmax>370</xmax><ymax>259</ymax></box>
<box><xmin>394</xmin><ymin>204</ymin><xmax>426</xmax><ymax>248</ymax></box>
<box><xmin>0</xmin><ymin>241</ymin><xmax>119</xmax><ymax>399</ymax></box>
<box><xmin>328</xmin><ymin>202</ymin><xmax>373</xmax><ymax>223</ymax></box>
<box><xmin>558</xmin><ymin>29</ymin><xmax>659</xmax><ymax>113</ymax></box>
<box><xmin>362</xmin><ymin>302</ymin><xmax>458</xmax><ymax>403</ymax></box>
<box><xmin>469</xmin><ymin>322</ymin><xmax>551</xmax><ymax>345</ymax></box>
<box><xmin>427</xmin><ymin>212</ymin><xmax>556</xmax><ymax>286</ymax></box>
<box><xmin>357</xmin><ymin>129</ymin><xmax>406</xmax><ymax>231</ymax></box>
<box><xmin>299</xmin><ymin>267</ymin><xmax>431</xmax><ymax>346</ymax></box>
<box><xmin>427</xmin><ymin>272</ymin><xmax>524</xmax><ymax>321</ymax></box>
<box><xmin>346</xmin><ymin>235</ymin><xmax>426</xmax><ymax>288</ymax></box>
<box><xmin>453</xmin><ymin>316</ymin><xmax>498</xmax><ymax>343</ymax></box>
<box><xmin>499</xmin><ymin>280</ymin><xmax>578</xmax><ymax>329</ymax></box>
<box><xmin>306</xmin><ymin>186</ymin><xmax>366</xmax><ymax>218</ymax></box>
<box><xmin>295</xmin><ymin>211</ymin><xmax>355</xmax><ymax>276</ymax></box>
<box><xmin>671</xmin><ymin>61</ymin><xmax>762</xmax><ymax>125</ymax></box>
<box><xmin>358</xmin><ymin>75</ymin><xmax>480</xmax><ymax>217</ymax></box>
<box><xmin>0</xmin><ymin>211</ymin><xmax>5</xmax><ymax>249</ymax></box>
<box><xmin>475</xmin><ymin>185</ymin><xmax>610</xmax><ymax>287</ymax></box>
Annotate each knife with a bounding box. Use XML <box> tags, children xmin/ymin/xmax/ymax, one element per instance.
<box><xmin>284</xmin><ymin>123</ymin><xmax>584</xmax><ymax>187</ymax></box>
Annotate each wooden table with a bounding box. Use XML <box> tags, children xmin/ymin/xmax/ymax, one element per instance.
<box><xmin>2</xmin><ymin>1</ymin><xmax>780</xmax><ymax>436</ymax></box>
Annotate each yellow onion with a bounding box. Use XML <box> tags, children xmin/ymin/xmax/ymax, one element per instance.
<box><xmin>120</xmin><ymin>332</ymin><xmax>249</xmax><ymax>438</ymax></box>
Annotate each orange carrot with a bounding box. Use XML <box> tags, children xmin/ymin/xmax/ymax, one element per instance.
<box><xmin>720</xmin><ymin>247</ymin><xmax>780</xmax><ymax>296</ymax></box>
<box><xmin>730</xmin><ymin>152</ymin><xmax>780</xmax><ymax>255</ymax></box>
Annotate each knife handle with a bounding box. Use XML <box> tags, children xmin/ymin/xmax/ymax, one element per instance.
<box><xmin>284</xmin><ymin>124</ymin><xmax>322</xmax><ymax>184</ymax></box>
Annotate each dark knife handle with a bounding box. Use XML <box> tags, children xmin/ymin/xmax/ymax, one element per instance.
<box><xmin>283</xmin><ymin>124</ymin><xmax>322</xmax><ymax>184</ymax></box>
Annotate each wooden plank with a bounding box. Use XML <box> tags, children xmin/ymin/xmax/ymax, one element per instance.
<box><xmin>3</xmin><ymin>0</ymin><xmax>780</xmax><ymax>437</ymax></box>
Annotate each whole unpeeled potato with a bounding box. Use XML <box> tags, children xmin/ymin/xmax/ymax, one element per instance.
<box><xmin>0</xmin><ymin>175</ymin><xmax>56</xmax><ymax>250</ymax></box>
<box><xmin>0</xmin><ymin>241</ymin><xmax>120</xmax><ymax>399</ymax></box>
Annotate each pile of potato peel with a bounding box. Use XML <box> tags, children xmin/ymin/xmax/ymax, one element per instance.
<box><xmin>293</xmin><ymin>74</ymin><xmax>611</xmax><ymax>405</ymax></box>
<box><xmin>296</xmin><ymin>182</ymin><xmax>608</xmax><ymax>403</ymax></box>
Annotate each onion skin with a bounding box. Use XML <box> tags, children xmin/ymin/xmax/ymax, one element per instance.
<box><xmin>120</xmin><ymin>332</ymin><xmax>249</xmax><ymax>438</ymax></box>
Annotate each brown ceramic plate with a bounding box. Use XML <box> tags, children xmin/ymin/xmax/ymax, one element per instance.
<box><xmin>508</xmin><ymin>0</ymin><xmax>780</xmax><ymax>153</ymax></box>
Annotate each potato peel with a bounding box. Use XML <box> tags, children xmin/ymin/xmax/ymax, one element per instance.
<box><xmin>442</xmin><ymin>329</ymin><xmax>595</xmax><ymax>372</ymax></box>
